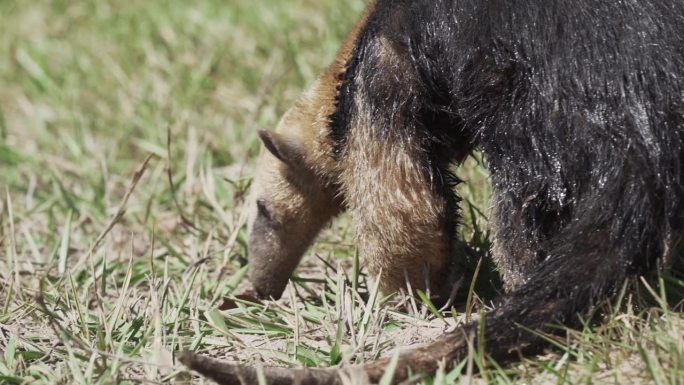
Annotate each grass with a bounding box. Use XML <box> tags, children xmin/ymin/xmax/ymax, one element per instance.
<box><xmin>0</xmin><ymin>0</ymin><xmax>682</xmax><ymax>384</ymax></box>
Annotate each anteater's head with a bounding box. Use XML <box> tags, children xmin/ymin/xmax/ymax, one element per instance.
<box><xmin>247</xmin><ymin>84</ymin><xmax>342</xmax><ymax>299</ymax></box>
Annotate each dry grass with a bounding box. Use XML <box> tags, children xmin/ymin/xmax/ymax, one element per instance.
<box><xmin>0</xmin><ymin>1</ymin><xmax>682</xmax><ymax>384</ymax></box>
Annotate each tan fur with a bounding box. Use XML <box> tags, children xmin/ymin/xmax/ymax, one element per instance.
<box><xmin>277</xmin><ymin>0</ymin><xmax>378</xmax><ymax>175</ymax></box>
<box><xmin>246</xmin><ymin>3</ymin><xmax>376</xmax><ymax>298</ymax></box>
<box><xmin>249</xmin><ymin>0</ymin><xmax>451</xmax><ymax>298</ymax></box>
<box><xmin>246</xmin><ymin>92</ymin><xmax>342</xmax><ymax>297</ymax></box>
<box><xmin>340</xmin><ymin>125</ymin><xmax>451</xmax><ymax>294</ymax></box>
<box><xmin>337</xmin><ymin>35</ymin><xmax>451</xmax><ymax>295</ymax></box>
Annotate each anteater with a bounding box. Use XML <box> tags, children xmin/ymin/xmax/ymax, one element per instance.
<box><xmin>180</xmin><ymin>0</ymin><xmax>684</xmax><ymax>383</ymax></box>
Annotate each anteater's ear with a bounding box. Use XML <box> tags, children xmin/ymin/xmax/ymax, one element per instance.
<box><xmin>258</xmin><ymin>129</ymin><xmax>306</xmax><ymax>168</ymax></box>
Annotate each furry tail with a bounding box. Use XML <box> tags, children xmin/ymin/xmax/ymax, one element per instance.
<box><xmin>177</xmin><ymin>328</ymin><xmax>471</xmax><ymax>385</ymax></box>
<box><xmin>179</xmin><ymin>254</ymin><xmax>620</xmax><ymax>385</ymax></box>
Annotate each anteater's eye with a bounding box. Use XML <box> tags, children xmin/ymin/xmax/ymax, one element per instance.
<box><xmin>256</xmin><ymin>199</ymin><xmax>272</xmax><ymax>221</ymax></box>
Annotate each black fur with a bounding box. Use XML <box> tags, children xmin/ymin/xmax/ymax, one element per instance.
<box><xmin>333</xmin><ymin>0</ymin><xmax>684</xmax><ymax>359</ymax></box>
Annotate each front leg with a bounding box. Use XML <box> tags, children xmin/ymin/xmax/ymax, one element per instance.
<box><xmin>339</xmin><ymin>132</ymin><xmax>459</xmax><ymax>296</ymax></box>
<box><xmin>332</xmin><ymin>30</ymin><xmax>468</xmax><ymax>297</ymax></box>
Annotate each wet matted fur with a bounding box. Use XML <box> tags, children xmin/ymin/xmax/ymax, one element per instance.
<box><xmin>181</xmin><ymin>0</ymin><xmax>684</xmax><ymax>383</ymax></box>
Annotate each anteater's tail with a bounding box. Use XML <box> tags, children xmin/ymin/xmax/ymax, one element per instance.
<box><xmin>179</xmin><ymin>248</ymin><xmax>627</xmax><ymax>385</ymax></box>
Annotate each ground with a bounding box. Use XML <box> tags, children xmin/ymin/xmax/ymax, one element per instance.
<box><xmin>0</xmin><ymin>0</ymin><xmax>682</xmax><ymax>384</ymax></box>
